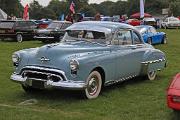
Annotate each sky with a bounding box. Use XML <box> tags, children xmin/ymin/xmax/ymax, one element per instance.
<box><xmin>21</xmin><ymin>0</ymin><xmax>119</xmax><ymax>7</ymax></box>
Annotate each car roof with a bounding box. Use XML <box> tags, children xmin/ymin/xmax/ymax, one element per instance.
<box><xmin>66</xmin><ymin>21</ymin><xmax>136</xmax><ymax>33</ymax></box>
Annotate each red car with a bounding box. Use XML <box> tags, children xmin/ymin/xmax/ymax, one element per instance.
<box><xmin>126</xmin><ymin>19</ymin><xmax>141</xmax><ymax>26</ymax></box>
<box><xmin>167</xmin><ymin>73</ymin><xmax>180</xmax><ymax>110</ymax></box>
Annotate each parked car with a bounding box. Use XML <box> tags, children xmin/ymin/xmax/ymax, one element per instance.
<box><xmin>167</xmin><ymin>73</ymin><xmax>180</xmax><ymax>110</ymax></box>
<box><xmin>161</xmin><ymin>17</ymin><xmax>180</xmax><ymax>29</ymax></box>
<box><xmin>35</xmin><ymin>19</ymin><xmax>52</xmax><ymax>29</ymax></box>
<box><xmin>126</xmin><ymin>19</ymin><xmax>141</xmax><ymax>26</ymax></box>
<box><xmin>11</xmin><ymin>21</ymin><xmax>166</xmax><ymax>99</ymax></box>
<box><xmin>135</xmin><ymin>25</ymin><xmax>167</xmax><ymax>44</ymax></box>
<box><xmin>0</xmin><ymin>20</ymin><xmax>38</xmax><ymax>42</ymax></box>
<box><xmin>143</xmin><ymin>17</ymin><xmax>157</xmax><ymax>28</ymax></box>
<box><xmin>34</xmin><ymin>21</ymin><xmax>72</xmax><ymax>43</ymax></box>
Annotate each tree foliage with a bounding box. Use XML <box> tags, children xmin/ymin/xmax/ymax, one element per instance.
<box><xmin>1</xmin><ymin>0</ymin><xmax>180</xmax><ymax>19</ymax></box>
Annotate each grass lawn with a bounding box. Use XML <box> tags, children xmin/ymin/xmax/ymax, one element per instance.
<box><xmin>0</xmin><ymin>29</ymin><xmax>180</xmax><ymax>120</ymax></box>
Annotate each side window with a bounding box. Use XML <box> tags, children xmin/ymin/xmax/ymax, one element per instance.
<box><xmin>112</xmin><ymin>30</ymin><xmax>132</xmax><ymax>45</ymax></box>
<box><xmin>133</xmin><ymin>31</ymin><xmax>142</xmax><ymax>44</ymax></box>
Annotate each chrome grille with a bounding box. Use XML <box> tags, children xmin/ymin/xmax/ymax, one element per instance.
<box><xmin>20</xmin><ymin>67</ymin><xmax>66</xmax><ymax>82</ymax></box>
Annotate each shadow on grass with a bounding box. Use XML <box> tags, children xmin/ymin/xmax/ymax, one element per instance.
<box><xmin>169</xmin><ymin>110</ymin><xmax>180</xmax><ymax>120</ymax></box>
<box><xmin>16</xmin><ymin>75</ymin><xmax>165</xmax><ymax>102</ymax></box>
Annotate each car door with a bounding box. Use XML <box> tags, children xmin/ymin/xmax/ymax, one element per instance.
<box><xmin>111</xmin><ymin>29</ymin><xmax>145</xmax><ymax>80</ymax></box>
<box><xmin>149</xmin><ymin>27</ymin><xmax>161</xmax><ymax>44</ymax></box>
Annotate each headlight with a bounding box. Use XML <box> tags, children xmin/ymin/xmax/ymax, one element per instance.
<box><xmin>70</xmin><ymin>59</ymin><xmax>79</xmax><ymax>72</ymax></box>
<box><xmin>12</xmin><ymin>54</ymin><xmax>20</xmax><ymax>66</ymax></box>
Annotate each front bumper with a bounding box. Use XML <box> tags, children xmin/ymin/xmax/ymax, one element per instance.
<box><xmin>11</xmin><ymin>73</ymin><xmax>86</xmax><ymax>90</ymax></box>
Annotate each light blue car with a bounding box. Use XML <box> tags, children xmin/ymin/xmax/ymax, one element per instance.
<box><xmin>11</xmin><ymin>21</ymin><xmax>166</xmax><ymax>99</ymax></box>
<box><xmin>135</xmin><ymin>25</ymin><xmax>167</xmax><ymax>45</ymax></box>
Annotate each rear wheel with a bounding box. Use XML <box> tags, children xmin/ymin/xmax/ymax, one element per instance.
<box><xmin>84</xmin><ymin>71</ymin><xmax>102</xmax><ymax>99</ymax></box>
<box><xmin>147</xmin><ymin>71</ymin><xmax>157</xmax><ymax>80</ymax></box>
<box><xmin>16</xmin><ymin>34</ymin><xmax>23</xmax><ymax>42</ymax></box>
<box><xmin>147</xmin><ymin>38</ymin><xmax>152</xmax><ymax>45</ymax></box>
<box><xmin>162</xmin><ymin>35</ymin><xmax>167</xmax><ymax>44</ymax></box>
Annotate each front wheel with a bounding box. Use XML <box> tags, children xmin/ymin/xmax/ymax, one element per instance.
<box><xmin>84</xmin><ymin>71</ymin><xmax>102</xmax><ymax>99</ymax></box>
<box><xmin>147</xmin><ymin>71</ymin><xmax>157</xmax><ymax>80</ymax></box>
<box><xmin>16</xmin><ymin>34</ymin><xmax>23</xmax><ymax>42</ymax></box>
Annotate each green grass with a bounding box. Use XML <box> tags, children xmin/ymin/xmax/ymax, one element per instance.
<box><xmin>0</xmin><ymin>30</ymin><xmax>180</xmax><ymax>120</ymax></box>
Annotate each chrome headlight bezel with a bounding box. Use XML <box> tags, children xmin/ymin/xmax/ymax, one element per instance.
<box><xmin>12</xmin><ymin>53</ymin><xmax>20</xmax><ymax>65</ymax></box>
<box><xmin>70</xmin><ymin>59</ymin><xmax>79</xmax><ymax>72</ymax></box>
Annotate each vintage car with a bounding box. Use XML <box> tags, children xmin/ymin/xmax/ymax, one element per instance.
<box><xmin>126</xmin><ymin>19</ymin><xmax>141</xmax><ymax>26</ymax></box>
<box><xmin>11</xmin><ymin>21</ymin><xmax>166</xmax><ymax>99</ymax></box>
<box><xmin>135</xmin><ymin>25</ymin><xmax>167</xmax><ymax>45</ymax></box>
<box><xmin>34</xmin><ymin>21</ymin><xmax>72</xmax><ymax>43</ymax></box>
<box><xmin>0</xmin><ymin>20</ymin><xmax>38</xmax><ymax>42</ymax></box>
<box><xmin>161</xmin><ymin>17</ymin><xmax>180</xmax><ymax>29</ymax></box>
<box><xmin>167</xmin><ymin>73</ymin><xmax>180</xmax><ymax>110</ymax></box>
<box><xmin>143</xmin><ymin>17</ymin><xmax>157</xmax><ymax>28</ymax></box>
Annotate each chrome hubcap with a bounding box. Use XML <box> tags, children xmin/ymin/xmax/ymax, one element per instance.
<box><xmin>17</xmin><ymin>34</ymin><xmax>22</xmax><ymax>42</ymax></box>
<box><xmin>87</xmin><ymin>77</ymin><xmax>98</xmax><ymax>96</ymax></box>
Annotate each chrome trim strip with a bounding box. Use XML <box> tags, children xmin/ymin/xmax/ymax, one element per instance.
<box><xmin>34</xmin><ymin>36</ymin><xmax>54</xmax><ymax>39</ymax></box>
<box><xmin>141</xmin><ymin>58</ymin><xmax>166</xmax><ymax>64</ymax></box>
<box><xmin>105</xmin><ymin>74</ymin><xmax>137</xmax><ymax>86</ymax></box>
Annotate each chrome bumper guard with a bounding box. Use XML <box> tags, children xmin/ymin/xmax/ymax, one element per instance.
<box><xmin>11</xmin><ymin>73</ymin><xmax>86</xmax><ymax>90</ymax></box>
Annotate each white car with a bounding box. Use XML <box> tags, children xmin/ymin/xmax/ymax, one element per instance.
<box><xmin>161</xmin><ymin>17</ymin><xmax>180</xmax><ymax>29</ymax></box>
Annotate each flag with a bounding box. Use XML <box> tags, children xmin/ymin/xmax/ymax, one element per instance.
<box><xmin>140</xmin><ymin>0</ymin><xmax>144</xmax><ymax>18</ymax></box>
<box><xmin>23</xmin><ymin>4</ymin><xmax>29</xmax><ymax>20</ymax></box>
<box><xmin>69</xmin><ymin>1</ymin><xmax>75</xmax><ymax>14</ymax></box>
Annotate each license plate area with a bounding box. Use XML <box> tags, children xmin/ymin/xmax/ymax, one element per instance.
<box><xmin>32</xmin><ymin>80</ymin><xmax>44</xmax><ymax>89</ymax></box>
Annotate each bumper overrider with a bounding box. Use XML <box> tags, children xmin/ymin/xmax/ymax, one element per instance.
<box><xmin>10</xmin><ymin>66</ymin><xmax>86</xmax><ymax>90</ymax></box>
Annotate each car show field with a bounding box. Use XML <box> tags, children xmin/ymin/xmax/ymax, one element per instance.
<box><xmin>0</xmin><ymin>29</ymin><xmax>179</xmax><ymax>120</ymax></box>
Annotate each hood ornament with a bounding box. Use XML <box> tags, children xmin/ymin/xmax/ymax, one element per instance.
<box><xmin>39</xmin><ymin>56</ymin><xmax>50</xmax><ymax>63</ymax></box>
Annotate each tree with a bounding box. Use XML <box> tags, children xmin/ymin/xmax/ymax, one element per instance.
<box><xmin>0</xmin><ymin>0</ymin><xmax>23</xmax><ymax>17</ymax></box>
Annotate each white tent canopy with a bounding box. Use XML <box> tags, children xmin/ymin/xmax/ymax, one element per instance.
<box><xmin>0</xmin><ymin>8</ymin><xmax>7</xmax><ymax>20</ymax></box>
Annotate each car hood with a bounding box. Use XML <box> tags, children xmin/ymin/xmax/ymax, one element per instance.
<box><xmin>26</xmin><ymin>41</ymin><xmax>110</xmax><ymax>69</ymax></box>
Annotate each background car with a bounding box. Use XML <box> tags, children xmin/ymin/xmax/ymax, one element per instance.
<box><xmin>161</xmin><ymin>16</ymin><xmax>180</xmax><ymax>29</ymax></box>
<box><xmin>135</xmin><ymin>25</ymin><xmax>167</xmax><ymax>44</ymax></box>
<box><xmin>0</xmin><ymin>20</ymin><xmax>38</xmax><ymax>42</ymax></box>
<box><xmin>35</xmin><ymin>19</ymin><xmax>52</xmax><ymax>29</ymax></box>
<box><xmin>11</xmin><ymin>21</ymin><xmax>166</xmax><ymax>99</ymax></box>
<box><xmin>34</xmin><ymin>21</ymin><xmax>72</xmax><ymax>43</ymax></box>
<box><xmin>143</xmin><ymin>17</ymin><xmax>157</xmax><ymax>28</ymax></box>
<box><xmin>167</xmin><ymin>73</ymin><xmax>180</xmax><ymax>111</ymax></box>
<box><xmin>126</xmin><ymin>19</ymin><xmax>141</xmax><ymax>26</ymax></box>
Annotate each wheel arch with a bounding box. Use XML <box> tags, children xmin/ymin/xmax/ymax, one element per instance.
<box><xmin>91</xmin><ymin>67</ymin><xmax>105</xmax><ymax>87</ymax></box>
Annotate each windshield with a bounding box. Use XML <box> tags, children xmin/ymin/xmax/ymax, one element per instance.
<box><xmin>62</xmin><ymin>30</ymin><xmax>110</xmax><ymax>44</ymax></box>
<box><xmin>47</xmin><ymin>22</ymin><xmax>63</xmax><ymax>29</ymax></box>
<box><xmin>135</xmin><ymin>27</ymin><xmax>147</xmax><ymax>34</ymax></box>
